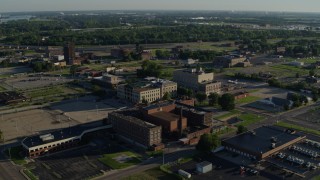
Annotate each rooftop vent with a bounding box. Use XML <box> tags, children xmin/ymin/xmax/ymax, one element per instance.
<box><xmin>271</xmin><ymin>137</ymin><xmax>277</xmax><ymax>143</ymax></box>
<box><xmin>40</xmin><ymin>133</ymin><xmax>54</xmax><ymax>142</ymax></box>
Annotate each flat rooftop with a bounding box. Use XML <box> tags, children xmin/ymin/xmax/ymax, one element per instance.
<box><xmin>143</xmin><ymin>101</ymin><xmax>174</xmax><ymax>111</ymax></box>
<box><xmin>111</xmin><ymin>109</ymin><xmax>158</xmax><ymax>128</ymax></box>
<box><xmin>134</xmin><ymin>87</ymin><xmax>159</xmax><ymax>92</ymax></box>
<box><xmin>223</xmin><ymin>126</ymin><xmax>304</xmax><ymax>154</ymax></box>
<box><xmin>149</xmin><ymin>111</ymin><xmax>181</xmax><ymax>122</ymax></box>
<box><xmin>22</xmin><ymin>121</ymin><xmax>107</xmax><ymax>148</ymax></box>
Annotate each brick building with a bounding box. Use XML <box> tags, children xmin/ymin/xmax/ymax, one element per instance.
<box><xmin>64</xmin><ymin>42</ymin><xmax>75</xmax><ymax>65</ymax></box>
<box><xmin>213</xmin><ymin>55</ymin><xmax>251</xmax><ymax>68</ymax></box>
<box><xmin>109</xmin><ymin>109</ymin><xmax>162</xmax><ymax>149</ymax></box>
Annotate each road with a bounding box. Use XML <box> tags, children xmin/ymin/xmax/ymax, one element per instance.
<box><xmin>96</xmin><ymin>147</ymin><xmax>195</xmax><ymax>180</ymax></box>
<box><xmin>0</xmin><ymin>144</ymin><xmax>25</xmax><ymax>180</ymax></box>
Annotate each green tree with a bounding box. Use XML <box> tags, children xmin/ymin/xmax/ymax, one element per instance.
<box><xmin>92</xmin><ymin>85</ymin><xmax>106</xmax><ymax>97</ymax></box>
<box><xmin>137</xmin><ymin>60</ymin><xmax>163</xmax><ymax>78</ymax></box>
<box><xmin>32</xmin><ymin>62</ymin><xmax>43</xmax><ymax>72</ymax></box>
<box><xmin>312</xmin><ymin>94</ymin><xmax>319</xmax><ymax>102</ymax></box>
<box><xmin>196</xmin><ymin>93</ymin><xmax>207</xmax><ymax>104</ymax></box>
<box><xmin>142</xmin><ymin>98</ymin><xmax>148</xmax><ymax>104</ymax></box>
<box><xmin>163</xmin><ymin>92</ymin><xmax>171</xmax><ymax>100</ymax></box>
<box><xmin>196</xmin><ymin>134</ymin><xmax>220</xmax><ymax>153</ymax></box>
<box><xmin>70</xmin><ymin>65</ymin><xmax>80</xmax><ymax>76</ymax></box>
<box><xmin>268</xmin><ymin>78</ymin><xmax>282</xmax><ymax>88</ymax></box>
<box><xmin>186</xmin><ymin>89</ymin><xmax>193</xmax><ymax>98</ymax></box>
<box><xmin>177</xmin><ymin>87</ymin><xmax>187</xmax><ymax>96</ymax></box>
<box><xmin>219</xmin><ymin>93</ymin><xmax>235</xmax><ymax>111</ymax></box>
<box><xmin>309</xmin><ymin>69</ymin><xmax>316</xmax><ymax>77</ymax></box>
<box><xmin>0</xmin><ymin>130</ymin><xmax>3</xmax><ymax>142</ymax></box>
<box><xmin>208</xmin><ymin>93</ymin><xmax>220</xmax><ymax>106</ymax></box>
<box><xmin>237</xmin><ymin>125</ymin><xmax>248</xmax><ymax>134</ymax></box>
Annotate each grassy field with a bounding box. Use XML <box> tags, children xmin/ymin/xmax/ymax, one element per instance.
<box><xmin>26</xmin><ymin>86</ymin><xmax>65</xmax><ymax>98</ymax></box>
<box><xmin>122</xmin><ymin>167</ymin><xmax>177</xmax><ymax>180</ymax></box>
<box><xmin>312</xmin><ymin>175</ymin><xmax>320</xmax><ymax>180</ymax></box>
<box><xmin>214</xmin><ymin>127</ymin><xmax>237</xmax><ymax>136</ymax></box>
<box><xmin>0</xmin><ymin>85</ymin><xmax>7</xmax><ymax>92</ymax></box>
<box><xmin>5</xmin><ymin>146</ymin><xmax>27</xmax><ymax>165</ymax></box>
<box><xmin>185</xmin><ymin>41</ymin><xmax>237</xmax><ymax>52</ymax></box>
<box><xmin>23</xmin><ymin>169</ymin><xmax>38</xmax><ymax>180</ymax></box>
<box><xmin>222</xmin><ymin>62</ymin><xmax>320</xmax><ymax>80</ymax></box>
<box><xmin>270</xmin><ymin>64</ymin><xmax>309</xmax><ymax>75</ymax></box>
<box><xmin>99</xmin><ymin>151</ymin><xmax>141</xmax><ymax>169</ymax></box>
<box><xmin>237</xmin><ymin>113</ymin><xmax>265</xmax><ymax>127</ymax></box>
<box><xmin>235</xmin><ymin>96</ymin><xmax>261</xmax><ymax>104</ymax></box>
<box><xmin>117</xmin><ymin>60</ymin><xmax>144</xmax><ymax>67</ymax></box>
<box><xmin>215</xmin><ymin>109</ymin><xmax>242</xmax><ymax>120</ymax></box>
<box><xmin>276</xmin><ymin>121</ymin><xmax>320</xmax><ymax>136</ymax></box>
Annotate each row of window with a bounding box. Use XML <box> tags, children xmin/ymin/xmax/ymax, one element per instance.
<box><xmin>225</xmin><ymin>146</ymin><xmax>256</xmax><ymax>159</ymax></box>
<box><xmin>30</xmin><ymin>139</ymin><xmax>76</xmax><ymax>152</ymax></box>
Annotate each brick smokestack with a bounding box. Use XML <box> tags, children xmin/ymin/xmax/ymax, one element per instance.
<box><xmin>178</xmin><ymin>107</ymin><xmax>183</xmax><ymax>137</ymax></box>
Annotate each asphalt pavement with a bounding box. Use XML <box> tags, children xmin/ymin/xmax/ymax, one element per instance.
<box><xmin>0</xmin><ymin>143</ymin><xmax>25</xmax><ymax>180</ymax></box>
<box><xmin>96</xmin><ymin>148</ymin><xmax>195</xmax><ymax>180</ymax></box>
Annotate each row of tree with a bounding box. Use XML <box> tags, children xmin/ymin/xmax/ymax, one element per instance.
<box><xmin>1</xmin><ymin>20</ymin><xmax>318</xmax><ymax>46</ymax></box>
<box><xmin>207</xmin><ymin>93</ymin><xmax>235</xmax><ymax>111</ymax></box>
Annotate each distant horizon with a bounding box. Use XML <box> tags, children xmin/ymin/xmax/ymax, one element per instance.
<box><xmin>1</xmin><ymin>0</ymin><xmax>320</xmax><ymax>14</ymax></box>
<box><xmin>2</xmin><ymin>9</ymin><xmax>320</xmax><ymax>14</ymax></box>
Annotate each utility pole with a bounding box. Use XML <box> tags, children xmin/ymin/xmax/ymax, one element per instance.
<box><xmin>162</xmin><ymin>148</ymin><xmax>165</xmax><ymax>165</ymax></box>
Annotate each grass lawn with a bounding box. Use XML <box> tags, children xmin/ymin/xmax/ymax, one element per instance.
<box><xmin>27</xmin><ymin>86</ymin><xmax>65</xmax><ymax>98</ymax></box>
<box><xmin>178</xmin><ymin>156</ymin><xmax>193</xmax><ymax>164</ymax></box>
<box><xmin>4</xmin><ymin>146</ymin><xmax>27</xmax><ymax>165</ymax></box>
<box><xmin>270</xmin><ymin>64</ymin><xmax>309</xmax><ymax>75</ymax></box>
<box><xmin>237</xmin><ymin>113</ymin><xmax>265</xmax><ymax>127</ymax></box>
<box><xmin>98</xmin><ymin>151</ymin><xmax>141</xmax><ymax>169</ymax></box>
<box><xmin>247</xmin><ymin>89</ymin><xmax>260</xmax><ymax>93</ymax></box>
<box><xmin>214</xmin><ymin>127</ymin><xmax>237</xmax><ymax>136</ymax></box>
<box><xmin>276</xmin><ymin>121</ymin><xmax>320</xmax><ymax>136</ymax></box>
<box><xmin>23</xmin><ymin>169</ymin><xmax>38</xmax><ymax>180</ymax></box>
<box><xmin>146</xmin><ymin>150</ymin><xmax>163</xmax><ymax>157</ymax></box>
<box><xmin>0</xmin><ymin>74</ymin><xmax>12</xmax><ymax>78</ymax></box>
<box><xmin>160</xmin><ymin>67</ymin><xmax>175</xmax><ymax>79</ymax></box>
<box><xmin>312</xmin><ymin>176</ymin><xmax>320</xmax><ymax>180</ymax></box>
<box><xmin>216</xmin><ymin>109</ymin><xmax>241</xmax><ymax>120</ymax></box>
<box><xmin>117</xmin><ymin>60</ymin><xmax>144</xmax><ymax>67</ymax></box>
<box><xmin>122</xmin><ymin>167</ymin><xmax>177</xmax><ymax>180</ymax></box>
<box><xmin>0</xmin><ymin>86</ymin><xmax>6</xmax><ymax>92</ymax></box>
<box><xmin>235</xmin><ymin>96</ymin><xmax>261</xmax><ymax>104</ymax></box>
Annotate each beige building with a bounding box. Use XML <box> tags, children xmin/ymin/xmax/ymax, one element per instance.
<box><xmin>173</xmin><ymin>68</ymin><xmax>221</xmax><ymax>95</ymax></box>
<box><xmin>154</xmin><ymin>80</ymin><xmax>177</xmax><ymax>97</ymax></box>
<box><xmin>199</xmin><ymin>81</ymin><xmax>222</xmax><ymax>96</ymax></box>
<box><xmin>117</xmin><ymin>84</ymin><xmax>161</xmax><ymax>104</ymax></box>
<box><xmin>173</xmin><ymin>68</ymin><xmax>214</xmax><ymax>90</ymax></box>
<box><xmin>103</xmin><ymin>74</ymin><xmax>120</xmax><ymax>86</ymax></box>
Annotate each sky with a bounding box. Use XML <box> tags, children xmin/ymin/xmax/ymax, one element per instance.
<box><xmin>1</xmin><ymin>0</ymin><xmax>320</xmax><ymax>13</ymax></box>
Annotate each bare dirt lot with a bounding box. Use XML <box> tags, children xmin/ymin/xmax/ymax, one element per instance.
<box><xmin>0</xmin><ymin>109</ymin><xmax>77</xmax><ymax>142</ymax></box>
<box><xmin>50</xmin><ymin>96</ymin><xmax>117</xmax><ymax>124</ymax></box>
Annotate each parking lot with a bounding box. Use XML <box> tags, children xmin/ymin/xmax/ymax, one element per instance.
<box><xmin>267</xmin><ymin>139</ymin><xmax>320</xmax><ymax>177</ymax></box>
<box><xmin>170</xmin><ymin>155</ymin><xmax>269</xmax><ymax>180</ymax></box>
<box><xmin>51</xmin><ymin>96</ymin><xmax>119</xmax><ymax>123</ymax></box>
<box><xmin>31</xmin><ymin>134</ymin><xmax>124</xmax><ymax>180</ymax></box>
<box><xmin>6</xmin><ymin>76</ymin><xmax>74</xmax><ymax>90</ymax></box>
<box><xmin>288</xmin><ymin>108</ymin><xmax>320</xmax><ymax>130</ymax></box>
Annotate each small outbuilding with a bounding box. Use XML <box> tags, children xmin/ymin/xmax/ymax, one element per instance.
<box><xmin>196</xmin><ymin>161</ymin><xmax>213</xmax><ymax>174</ymax></box>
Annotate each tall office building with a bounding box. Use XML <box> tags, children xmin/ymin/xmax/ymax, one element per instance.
<box><xmin>64</xmin><ymin>42</ymin><xmax>75</xmax><ymax>65</ymax></box>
